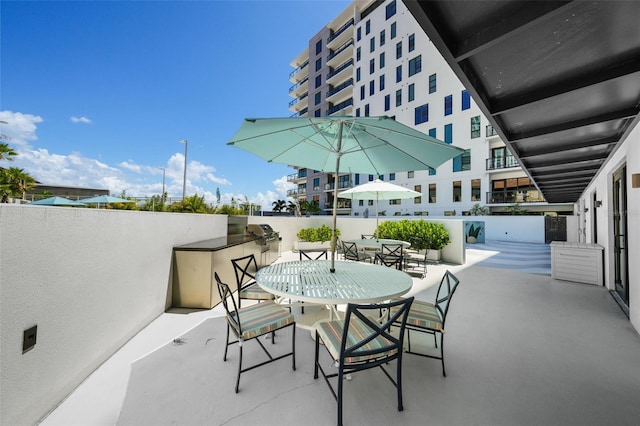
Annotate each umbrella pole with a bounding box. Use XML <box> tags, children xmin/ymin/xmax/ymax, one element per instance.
<box><xmin>376</xmin><ymin>193</ymin><xmax>379</xmax><ymax>237</ymax></box>
<box><xmin>331</xmin><ymin>121</ymin><xmax>344</xmax><ymax>273</ymax></box>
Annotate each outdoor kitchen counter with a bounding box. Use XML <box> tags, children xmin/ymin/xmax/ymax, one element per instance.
<box><xmin>171</xmin><ymin>235</ymin><xmax>265</xmax><ymax>309</ymax></box>
<box><xmin>174</xmin><ymin>235</ymin><xmax>261</xmax><ymax>251</ymax></box>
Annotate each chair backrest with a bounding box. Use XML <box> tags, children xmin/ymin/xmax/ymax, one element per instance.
<box><xmin>341</xmin><ymin>241</ymin><xmax>360</xmax><ymax>261</ymax></box>
<box><xmin>299</xmin><ymin>249</ymin><xmax>328</xmax><ymax>261</ymax></box>
<box><xmin>214</xmin><ymin>272</ymin><xmax>242</xmax><ymax>335</ymax></box>
<box><xmin>361</xmin><ymin>234</ymin><xmax>375</xmax><ymax>239</ymax></box>
<box><xmin>375</xmin><ymin>252</ymin><xmax>403</xmax><ymax>269</ymax></box>
<box><xmin>340</xmin><ymin>297</ymin><xmax>414</xmax><ymax>366</ymax></box>
<box><xmin>231</xmin><ymin>254</ymin><xmax>258</xmax><ymax>292</ymax></box>
<box><xmin>381</xmin><ymin>243</ymin><xmax>403</xmax><ymax>257</ymax></box>
<box><xmin>434</xmin><ymin>270</ymin><xmax>461</xmax><ymax>328</ymax></box>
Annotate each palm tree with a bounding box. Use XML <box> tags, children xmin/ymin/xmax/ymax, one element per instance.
<box><xmin>1</xmin><ymin>167</ymin><xmax>36</xmax><ymax>201</ymax></box>
<box><xmin>272</xmin><ymin>199</ymin><xmax>286</xmax><ymax>212</ymax></box>
<box><xmin>0</xmin><ymin>143</ymin><xmax>17</xmax><ymax>161</ymax></box>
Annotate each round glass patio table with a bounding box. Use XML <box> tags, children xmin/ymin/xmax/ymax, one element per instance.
<box><xmin>256</xmin><ymin>260</ymin><xmax>412</xmax><ymax>329</ymax></box>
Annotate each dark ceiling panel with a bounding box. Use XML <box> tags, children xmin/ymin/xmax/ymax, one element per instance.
<box><xmin>404</xmin><ymin>0</ymin><xmax>640</xmax><ymax>204</ymax></box>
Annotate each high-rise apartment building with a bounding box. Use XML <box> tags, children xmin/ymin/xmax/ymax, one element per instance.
<box><xmin>287</xmin><ymin>0</ymin><xmax>572</xmax><ymax>217</ymax></box>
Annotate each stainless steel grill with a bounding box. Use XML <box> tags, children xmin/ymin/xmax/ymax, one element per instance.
<box><xmin>246</xmin><ymin>224</ymin><xmax>280</xmax><ymax>264</ymax></box>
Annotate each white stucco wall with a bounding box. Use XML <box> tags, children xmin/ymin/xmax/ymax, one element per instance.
<box><xmin>576</xmin><ymin>122</ymin><xmax>639</xmax><ymax>332</ymax></box>
<box><xmin>0</xmin><ymin>205</ymin><xmax>227</xmax><ymax>426</ymax></box>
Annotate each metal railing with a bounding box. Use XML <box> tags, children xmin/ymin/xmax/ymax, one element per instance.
<box><xmin>486</xmin><ymin>155</ymin><xmax>519</xmax><ymax>170</ymax></box>
<box><xmin>486</xmin><ymin>125</ymin><xmax>499</xmax><ymax>137</ymax></box>
<box><xmin>327</xmin><ymin>18</ymin><xmax>354</xmax><ymax>44</ymax></box>
<box><xmin>486</xmin><ymin>190</ymin><xmax>545</xmax><ymax>204</ymax></box>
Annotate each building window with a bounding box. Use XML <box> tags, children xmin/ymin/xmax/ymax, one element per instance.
<box><xmin>365</xmin><ymin>19</ymin><xmax>371</xmax><ymax>35</ymax></box>
<box><xmin>314</xmin><ymin>109</ymin><xmax>321</xmax><ymax>117</ymax></box>
<box><xmin>415</xmin><ymin>103</ymin><xmax>429</xmax><ymax>125</ymax></box>
<box><xmin>356</xmin><ymin>67</ymin><xmax>361</xmax><ymax>82</ymax></box>
<box><xmin>453</xmin><ymin>181</ymin><xmax>462</xmax><ymax>202</ymax></box>
<box><xmin>380</xmin><ymin>52</ymin><xmax>385</xmax><ymax>68</ymax></box>
<box><xmin>396</xmin><ymin>89</ymin><xmax>402</xmax><ymax>107</ymax></box>
<box><xmin>370</xmin><ymin>37</ymin><xmax>375</xmax><ymax>53</ymax></box>
<box><xmin>408</xmin><ymin>171</ymin><xmax>415</xmax><ymax>178</ymax></box>
<box><xmin>315</xmin><ymin>92</ymin><xmax>321</xmax><ymax>105</ymax></box>
<box><xmin>315</xmin><ymin>75</ymin><xmax>321</xmax><ymax>88</ymax></box>
<box><xmin>453</xmin><ymin>149</ymin><xmax>471</xmax><ymax>172</ymax></box>
<box><xmin>313</xmin><ymin>178</ymin><xmax>320</xmax><ymax>191</ymax></box>
<box><xmin>390</xmin><ymin>22</ymin><xmax>396</xmax><ymax>39</ymax></box>
<box><xmin>471</xmin><ymin>179</ymin><xmax>481</xmax><ymax>201</ymax></box>
<box><xmin>428</xmin><ymin>128</ymin><xmax>436</xmax><ymax>138</ymax></box>
<box><xmin>429</xmin><ymin>73</ymin><xmax>436</xmax><ymax>93</ymax></box>
<box><xmin>315</xmin><ymin>58</ymin><xmax>322</xmax><ymax>71</ymax></box>
<box><xmin>316</xmin><ymin>40</ymin><xmax>322</xmax><ymax>55</ymax></box>
<box><xmin>408</xmin><ymin>55</ymin><xmax>422</xmax><ymax>76</ymax></box>
<box><xmin>429</xmin><ymin>183</ymin><xmax>436</xmax><ymax>203</ymax></box>
<box><xmin>396</xmin><ymin>41</ymin><xmax>402</xmax><ymax>59</ymax></box>
<box><xmin>365</xmin><ymin>104</ymin><xmax>370</xmax><ymax>117</ymax></box>
<box><xmin>360</xmin><ymin>85</ymin><xmax>365</xmax><ymax>100</ymax></box>
<box><xmin>408</xmin><ymin>33</ymin><xmax>415</xmax><ymax>52</ymax></box>
<box><xmin>369</xmin><ymin>80</ymin><xmax>375</xmax><ymax>96</ymax></box>
<box><xmin>355</xmin><ymin>108</ymin><xmax>360</xmax><ymax>117</ymax></box>
<box><xmin>369</xmin><ymin>58</ymin><xmax>375</xmax><ymax>74</ymax></box>
<box><xmin>369</xmin><ymin>174</ymin><xmax>375</xmax><ymax>181</ymax></box>
<box><xmin>386</xmin><ymin>0</ymin><xmax>396</xmax><ymax>19</ymax></box>
<box><xmin>356</xmin><ymin>47</ymin><xmax>361</xmax><ymax>61</ymax></box>
<box><xmin>444</xmin><ymin>95</ymin><xmax>453</xmax><ymax>116</ymax></box>
<box><xmin>357</xmin><ymin>27</ymin><xmax>361</xmax><ymax>41</ymax></box>
<box><xmin>380</xmin><ymin>29</ymin><xmax>386</xmax><ymax>46</ymax></box>
<box><xmin>380</xmin><ymin>74</ymin><xmax>385</xmax><ymax>90</ymax></box>
<box><xmin>389</xmin><ymin>198</ymin><xmax>401</xmax><ymax>205</ymax></box>
<box><xmin>408</xmin><ymin>83</ymin><xmax>415</xmax><ymax>102</ymax></box>
<box><xmin>414</xmin><ymin>184</ymin><xmax>422</xmax><ymax>203</ymax></box>
<box><xmin>471</xmin><ymin>116</ymin><xmax>481</xmax><ymax>138</ymax></box>
<box><xmin>444</xmin><ymin>123</ymin><xmax>453</xmax><ymax>143</ymax></box>
<box><xmin>462</xmin><ymin>90</ymin><xmax>471</xmax><ymax>110</ymax></box>
<box><xmin>384</xmin><ymin>94</ymin><xmax>390</xmax><ymax>111</ymax></box>
<box><xmin>428</xmin><ymin>167</ymin><xmax>436</xmax><ymax>176</ymax></box>
<box><xmin>396</xmin><ymin>65</ymin><xmax>402</xmax><ymax>83</ymax></box>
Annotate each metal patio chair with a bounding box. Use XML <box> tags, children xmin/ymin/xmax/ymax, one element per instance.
<box><xmin>341</xmin><ymin>241</ymin><xmax>373</xmax><ymax>263</ymax></box>
<box><xmin>314</xmin><ymin>297</ymin><xmax>414</xmax><ymax>426</ymax></box>
<box><xmin>215</xmin><ymin>272</ymin><xmax>296</xmax><ymax>393</ymax></box>
<box><xmin>231</xmin><ymin>254</ymin><xmax>274</xmax><ymax>308</ymax></box>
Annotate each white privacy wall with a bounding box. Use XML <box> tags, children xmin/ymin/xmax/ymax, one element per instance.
<box><xmin>0</xmin><ymin>205</ymin><xmax>227</xmax><ymax>426</ymax></box>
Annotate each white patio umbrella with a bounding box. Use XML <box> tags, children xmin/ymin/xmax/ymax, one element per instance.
<box><xmin>338</xmin><ymin>179</ymin><xmax>421</xmax><ymax>229</ymax></box>
<box><xmin>227</xmin><ymin>116</ymin><xmax>464</xmax><ymax>272</ymax></box>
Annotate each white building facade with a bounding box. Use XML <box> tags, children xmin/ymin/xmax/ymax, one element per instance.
<box><xmin>287</xmin><ymin>0</ymin><xmax>573</xmax><ymax>218</ymax></box>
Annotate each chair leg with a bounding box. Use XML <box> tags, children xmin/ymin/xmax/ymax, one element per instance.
<box><xmin>313</xmin><ymin>330</ymin><xmax>320</xmax><ymax>379</ymax></box>
<box><xmin>235</xmin><ymin>341</ymin><xmax>243</xmax><ymax>393</ymax></box>
<box><xmin>292</xmin><ymin>324</ymin><xmax>297</xmax><ymax>371</ymax></box>
<box><xmin>397</xmin><ymin>356</ymin><xmax>404</xmax><ymax>412</ymax></box>
<box><xmin>337</xmin><ymin>366</ymin><xmax>344</xmax><ymax>426</ymax></box>
<box><xmin>440</xmin><ymin>333</ymin><xmax>446</xmax><ymax>377</ymax></box>
<box><xmin>223</xmin><ymin>323</ymin><xmax>230</xmax><ymax>361</ymax></box>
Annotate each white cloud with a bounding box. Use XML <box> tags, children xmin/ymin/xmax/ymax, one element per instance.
<box><xmin>0</xmin><ymin>110</ymin><xmax>43</xmax><ymax>148</ymax></box>
<box><xmin>70</xmin><ymin>116</ymin><xmax>92</xmax><ymax>124</ymax></box>
<box><xmin>120</xmin><ymin>161</ymin><xmax>142</xmax><ymax>173</ymax></box>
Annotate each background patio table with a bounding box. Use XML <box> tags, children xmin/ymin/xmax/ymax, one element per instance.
<box><xmin>255</xmin><ymin>259</ymin><xmax>412</xmax><ymax>329</ymax></box>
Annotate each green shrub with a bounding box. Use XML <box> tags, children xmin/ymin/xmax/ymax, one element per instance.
<box><xmin>296</xmin><ymin>224</ymin><xmax>339</xmax><ymax>243</ymax></box>
<box><xmin>375</xmin><ymin>219</ymin><xmax>450</xmax><ymax>250</ymax></box>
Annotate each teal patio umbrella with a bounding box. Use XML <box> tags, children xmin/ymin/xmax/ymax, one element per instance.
<box><xmin>30</xmin><ymin>196</ymin><xmax>86</xmax><ymax>206</ymax></box>
<box><xmin>227</xmin><ymin>116</ymin><xmax>464</xmax><ymax>272</ymax></box>
<box><xmin>80</xmin><ymin>195</ymin><xmax>136</xmax><ymax>208</ymax></box>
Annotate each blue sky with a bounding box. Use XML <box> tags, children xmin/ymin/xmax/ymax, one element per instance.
<box><xmin>1</xmin><ymin>0</ymin><xmax>350</xmax><ymax>208</ymax></box>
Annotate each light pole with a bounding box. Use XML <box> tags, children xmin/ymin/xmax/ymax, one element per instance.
<box><xmin>178</xmin><ymin>139</ymin><xmax>188</xmax><ymax>200</ymax></box>
<box><xmin>159</xmin><ymin>167</ymin><xmax>166</xmax><ymax>202</ymax></box>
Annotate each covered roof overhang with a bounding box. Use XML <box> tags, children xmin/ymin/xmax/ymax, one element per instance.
<box><xmin>404</xmin><ymin>0</ymin><xmax>640</xmax><ymax>203</ymax></box>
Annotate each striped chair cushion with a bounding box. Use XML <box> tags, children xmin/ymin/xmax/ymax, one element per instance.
<box><xmin>230</xmin><ymin>301</ymin><xmax>294</xmax><ymax>340</ymax></box>
<box><xmin>316</xmin><ymin>318</ymin><xmax>398</xmax><ymax>365</ymax></box>
<box><xmin>392</xmin><ymin>299</ymin><xmax>443</xmax><ymax>332</ymax></box>
<box><xmin>239</xmin><ymin>282</ymin><xmax>275</xmax><ymax>300</ymax></box>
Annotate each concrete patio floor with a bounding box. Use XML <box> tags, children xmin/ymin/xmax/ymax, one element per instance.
<box><xmin>40</xmin><ymin>243</ymin><xmax>640</xmax><ymax>426</ymax></box>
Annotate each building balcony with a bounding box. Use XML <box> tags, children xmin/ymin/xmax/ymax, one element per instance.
<box><xmin>326</xmin><ymin>18</ymin><xmax>354</xmax><ymax>49</ymax></box>
<box><xmin>289</xmin><ymin>60</ymin><xmax>309</xmax><ymax>83</ymax></box>
<box><xmin>327</xmin><ymin>39</ymin><xmax>354</xmax><ymax>67</ymax></box>
<box><xmin>486</xmin><ymin>124</ymin><xmax>499</xmax><ymax>137</ymax></box>
<box><xmin>486</xmin><ymin>155</ymin><xmax>519</xmax><ymax>171</ymax></box>
<box><xmin>326</xmin><ymin>59</ymin><xmax>353</xmax><ymax>85</ymax></box>
<box><xmin>287</xmin><ymin>171</ymin><xmax>307</xmax><ymax>182</ymax></box>
<box><xmin>288</xmin><ymin>93</ymin><xmax>308</xmax><ymax>113</ymax></box>
<box><xmin>327</xmin><ymin>98</ymin><xmax>353</xmax><ymax>116</ymax></box>
<box><xmin>288</xmin><ymin>77</ymin><xmax>308</xmax><ymax>98</ymax></box>
<box><xmin>486</xmin><ymin>190</ymin><xmax>545</xmax><ymax>204</ymax></box>
<box><xmin>326</xmin><ymin>78</ymin><xmax>353</xmax><ymax>104</ymax></box>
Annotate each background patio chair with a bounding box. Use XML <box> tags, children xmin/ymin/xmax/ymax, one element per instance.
<box><xmin>374</xmin><ymin>243</ymin><xmax>404</xmax><ymax>270</ymax></box>
<box><xmin>392</xmin><ymin>270</ymin><xmax>461</xmax><ymax>376</ymax></box>
<box><xmin>297</xmin><ymin>249</ymin><xmax>328</xmax><ymax>313</ymax></box>
<box><xmin>403</xmin><ymin>237</ymin><xmax>428</xmax><ymax>278</ymax></box>
<box><xmin>215</xmin><ymin>272</ymin><xmax>296</xmax><ymax>393</ymax></box>
<box><xmin>374</xmin><ymin>251</ymin><xmax>403</xmax><ymax>270</ymax></box>
<box><xmin>341</xmin><ymin>241</ymin><xmax>373</xmax><ymax>263</ymax></box>
<box><xmin>314</xmin><ymin>297</ymin><xmax>414</xmax><ymax>426</ymax></box>
<box><xmin>231</xmin><ymin>254</ymin><xmax>274</xmax><ymax>308</ymax></box>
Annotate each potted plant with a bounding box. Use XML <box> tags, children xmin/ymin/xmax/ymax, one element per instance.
<box><xmin>375</xmin><ymin>219</ymin><xmax>450</xmax><ymax>260</ymax></box>
<box><xmin>293</xmin><ymin>224</ymin><xmax>340</xmax><ymax>252</ymax></box>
